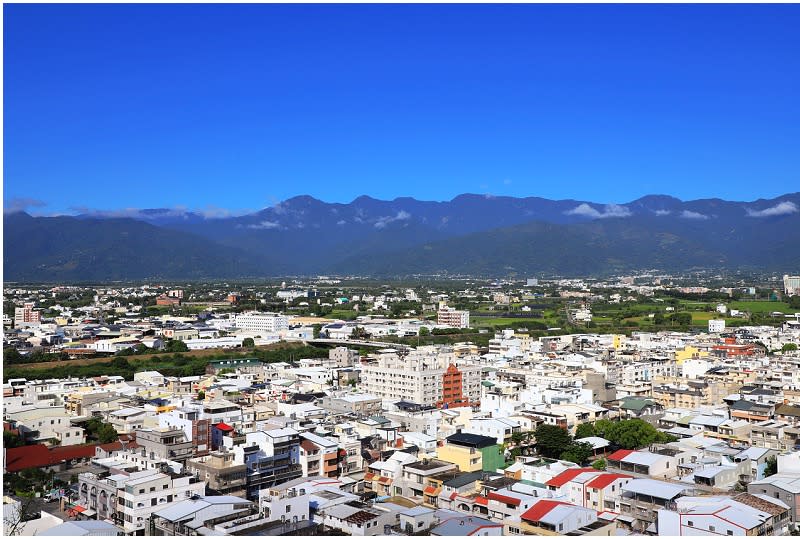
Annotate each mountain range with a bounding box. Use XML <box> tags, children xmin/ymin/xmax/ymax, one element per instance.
<box><xmin>5</xmin><ymin>193</ymin><xmax>800</xmax><ymax>281</ymax></box>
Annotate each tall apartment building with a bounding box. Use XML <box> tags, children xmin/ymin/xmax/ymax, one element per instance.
<box><xmin>234</xmin><ymin>312</ymin><xmax>289</xmax><ymax>334</ymax></box>
<box><xmin>437</xmin><ymin>306</ymin><xmax>470</xmax><ymax>328</ymax></box>
<box><xmin>785</xmin><ymin>275</ymin><xmax>800</xmax><ymax>297</ymax></box>
<box><xmin>328</xmin><ymin>346</ymin><xmax>358</xmax><ymax>367</ymax></box>
<box><xmin>14</xmin><ymin>302</ymin><xmax>41</xmax><ymax>326</ymax></box>
<box><xmin>231</xmin><ymin>429</ymin><xmax>303</xmax><ymax>500</ymax></box>
<box><xmin>360</xmin><ymin>347</ymin><xmax>482</xmax><ymax>406</ymax></box>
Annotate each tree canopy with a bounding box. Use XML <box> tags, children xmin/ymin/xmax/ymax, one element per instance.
<box><xmin>560</xmin><ymin>442</ymin><xmax>594</xmax><ymax>465</ymax></box>
<box><xmin>593</xmin><ymin>419</ymin><xmax>676</xmax><ymax>449</ymax></box>
<box><xmin>534</xmin><ymin>424</ymin><xmax>573</xmax><ymax>459</ymax></box>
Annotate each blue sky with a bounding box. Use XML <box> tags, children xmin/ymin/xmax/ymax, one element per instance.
<box><xmin>4</xmin><ymin>4</ymin><xmax>799</xmax><ymax>216</ymax></box>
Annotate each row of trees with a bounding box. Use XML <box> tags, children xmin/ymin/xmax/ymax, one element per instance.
<box><xmin>530</xmin><ymin>419</ymin><xmax>678</xmax><ymax>466</ymax></box>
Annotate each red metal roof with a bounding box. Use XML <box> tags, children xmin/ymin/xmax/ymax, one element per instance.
<box><xmin>545</xmin><ymin>467</ymin><xmax>596</xmax><ymax>487</ymax></box>
<box><xmin>474</xmin><ymin>496</ymin><xmax>488</xmax><ymax>506</ymax></box>
<box><xmin>5</xmin><ymin>440</ymin><xmax>138</xmax><ymax>473</ymax></box>
<box><xmin>586</xmin><ymin>473</ymin><xmax>633</xmax><ymax>490</ymax></box>
<box><xmin>521</xmin><ymin>500</ymin><xmax>571</xmax><ymax>522</ymax></box>
<box><xmin>607</xmin><ymin>449</ymin><xmax>635</xmax><ymax>461</ymax></box>
<box><xmin>424</xmin><ymin>486</ymin><xmax>439</xmax><ymax>495</ymax></box>
<box><xmin>487</xmin><ymin>491</ymin><xmax>522</xmax><ymax>506</ymax></box>
<box><xmin>214</xmin><ymin>422</ymin><xmax>234</xmax><ymax>432</ymax></box>
<box><xmin>364</xmin><ymin>472</ymin><xmax>375</xmax><ymax>481</ymax></box>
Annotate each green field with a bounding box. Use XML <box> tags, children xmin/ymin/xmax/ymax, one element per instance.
<box><xmin>728</xmin><ymin>301</ymin><xmax>796</xmax><ymax>314</ymax></box>
<box><xmin>472</xmin><ymin>317</ymin><xmax>544</xmax><ymax>327</ymax></box>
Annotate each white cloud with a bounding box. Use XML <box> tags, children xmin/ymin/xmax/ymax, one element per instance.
<box><xmin>4</xmin><ymin>197</ymin><xmax>47</xmax><ymax>214</ymax></box>
<box><xmin>680</xmin><ymin>210</ymin><xmax>709</xmax><ymax>220</ymax></box>
<box><xmin>746</xmin><ymin>201</ymin><xmax>799</xmax><ymax>218</ymax></box>
<box><xmin>336</xmin><ymin>220</ymin><xmax>346</xmax><ymax>225</ymax></box>
<box><xmin>565</xmin><ymin>203</ymin><xmax>632</xmax><ymax>219</ymax></box>
<box><xmin>654</xmin><ymin>209</ymin><xmax>671</xmax><ymax>216</ymax></box>
<box><xmin>374</xmin><ymin>210</ymin><xmax>411</xmax><ymax>229</ymax></box>
<box><xmin>247</xmin><ymin>220</ymin><xmax>281</xmax><ymax>229</ymax></box>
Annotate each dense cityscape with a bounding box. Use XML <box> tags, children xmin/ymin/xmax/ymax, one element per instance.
<box><xmin>3</xmin><ymin>274</ymin><xmax>800</xmax><ymax>536</ymax></box>
<box><xmin>5</xmin><ymin>2</ymin><xmax>800</xmax><ymax>537</ymax></box>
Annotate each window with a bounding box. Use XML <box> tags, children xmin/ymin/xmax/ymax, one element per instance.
<box><xmin>150</xmin><ymin>487</ymin><xmax>155</xmax><ymax>492</ymax></box>
<box><xmin>286</xmin><ymin>505</ymin><xmax>291</xmax><ymax>513</ymax></box>
<box><xmin>727</xmin><ymin>531</ymin><xmax>733</xmax><ymax>536</ymax></box>
<box><xmin>688</xmin><ymin>521</ymin><xmax>694</xmax><ymax>527</ymax></box>
<box><xmin>559</xmin><ymin>524</ymin><xmax>563</xmax><ymax>531</ymax></box>
<box><xmin>139</xmin><ymin>489</ymin><xmax>144</xmax><ymax>494</ymax></box>
<box><xmin>709</xmin><ymin>526</ymin><xmax>715</xmax><ymax>532</ymax></box>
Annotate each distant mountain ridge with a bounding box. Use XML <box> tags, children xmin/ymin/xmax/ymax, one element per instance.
<box><xmin>5</xmin><ymin>192</ymin><xmax>800</xmax><ymax>280</ymax></box>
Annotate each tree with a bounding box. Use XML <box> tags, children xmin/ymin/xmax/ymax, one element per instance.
<box><xmin>242</xmin><ymin>337</ymin><xmax>255</xmax><ymax>348</ymax></box>
<box><xmin>575</xmin><ymin>423</ymin><xmax>596</xmax><ymax>439</ymax></box>
<box><xmin>534</xmin><ymin>424</ymin><xmax>573</xmax><ymax>459</ymax></box>
<box><xmin>350</xmin><ymin>326</ymin><xmax>370</xmax><ymax>340</ymax></box>
<box><xmin>166</xmin><ymin>339</ymin><xmax>189</xmax><ymax>353</ymax></box>
<box><xmin>3</xmin><ymin>495</ymin><xmax>37</xmax><ymax>536</ymax></box>
<box><xmin>560</xmin><ymin>442</ymin><xmax>594</xmax><ymax>465</ymax></box>
<box><xmin>197</xmin><ymin>390</ymin><xmax>205</xmax><ymax>401</ymax></box>
<box><xmin>419</xmin><ymin>327</ymin><xmax>430</xmax><ymax>337</ymax></box>
<box><xmin>593</xmin><ymin>419</ymin><xmax>675</xmax><ymax>450</ymax></box>
<box><xmin>3</xmin><ymin>430</ymin><xmax>25</xmax><ymax>448</ymax></box>
<box><xmin>783</xmin><ymin>343</ymin><xmax>798</xmax><ymax>353</ymax></box>
<box><xmin>96</xmin><ymin>423</ymin><xmax>119</xmax><ymax>444</ymax></box>
<box><xmin>592</xmin><ymin>458</ymin><xmax>607</xmax><ymax>471</ymax></box>
<box><xmin>765</xmin><ymin>455</ymin><xmax>778</xmax><ymax>477</ymax></box>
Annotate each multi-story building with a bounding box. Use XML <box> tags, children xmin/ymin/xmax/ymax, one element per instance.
<box><xmin>158</xmin><ymin>407</ymin><xmax>212</xmax><ymax>458</ymax></box>
<box><xmin>360</xmin><ymin>348</ymin><xmax>481</xmax><ymax>406</ymax></box>
<box><xmin>186</xmin><ymin>450</ymin><xmax>247</xmax><ymax>497</ymax></box>
<box><xmin>328</xmin><ymin>346</ymin><xmax>359</xmax><ymax>367</ymax></box>
<box><xmin>78</xmin><ymin>466</ymin><xmax>206</xmax><ymax>535</ymax></box>
<box><xmin>299</xmin><ymin>432</ymin><xmax>340</xmax><ymax>478</ymax></box>
<box><xmin>6</xmin><ymin>405</ymin><xmax>86</xmax><ymax>446</ymax></box>
<box><xmin>14</xmin><ymin>302</ymin><xmax>41</xmax><ymax>326</ymax></box>
<box><xmin>135</xmin><ymin>428</ymin><xmax>194</xmax><ymax>464</ymax></box>
<box><xmin>234</xmin><ymin>312</ymin><xmax>289</xmax><ymax>334</ymax></box>
<box><xmin>785</xmin><ymin>275</ymin><xmax>800</xmax><ymax>297</ymax></box>
<box><xmin>231</xmin><ymin>429</ymin><xmax>303</xmax><ymax>500</ymax></box>
<box><xmin>437</xmin><ymin>306</ymin><xmax>470</xmax><ymax>329</ymax></box>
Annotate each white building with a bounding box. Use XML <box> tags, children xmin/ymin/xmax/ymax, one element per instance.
<box><xmin>709</xmin><ymin>319</ymin><xmax>726</xmax><ymax>333</ymax></box>
<box><xmin>437</xmin><ymin>307</ymin><xmax>470</xmax><ymax>329</ymax></box>
<box><xmin>785</xmin><ymin>275</ymin><xmax>800</xmax><ymax>297</ymax></box>
<box><xmin>234</xmin><ymin>312</ymin><xmax>289</xmax><ymax>334</ymax></box>
<box><xmin>360</xmin><ymin>347</ymin><xmax>482</xmax><ymax>406</ymax></box>
<box><xmin>657</xmin><ymin>494</ymin><xmax>790</xmax><ymax>536</ymax></box>
<box><xmin>6</xmin><ymin>405</ymin><xmax>86</xmax><ymax>446</ymax></box>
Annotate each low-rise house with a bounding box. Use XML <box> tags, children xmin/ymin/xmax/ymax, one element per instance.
<box><xmin>149</xmin><ymin>495</ymin><xmax>266</xmax><ymax>536</ymax></box>
<box><xmin>607</xmin><ymin>448</ymin><xmax>678</xmax><ymax>479</ymax></box>
<box><xmin>508</xmin><ymin>499</ymin><xmax>604</xmax><ymax>535</ymax></box>
<box><xmin>431</xmin><ymin>515</ymin><xmax>503</xmax><ymax>536</ymax></box>
<box><xmin>618</xmin><ymin>478</ymin><xmax>692</xmax><ymax>533</ymax></box>
<box><xmin>657</xmin><ymin>493</ymin><xmax>791</xmax><ymax>536</ymax></box>
<box><xmin>322</xmin><ymin>501</ymin><xmax>397</xmax><ymax>536</ymax></box>
<box><xmin>437</xmin><ymin>433</ymin><xmax>504</xmax><ymax>473</ymax></box>
<box><xmin>748</xmin><ymin>473</ymin><xmax>800</xmax><ymax>523</ymax></box>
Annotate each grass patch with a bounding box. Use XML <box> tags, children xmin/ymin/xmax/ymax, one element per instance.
<box><xmin>728</xmin><ymin>301</ymin><xmax>795</xmax><ymax>314</ymax></box>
